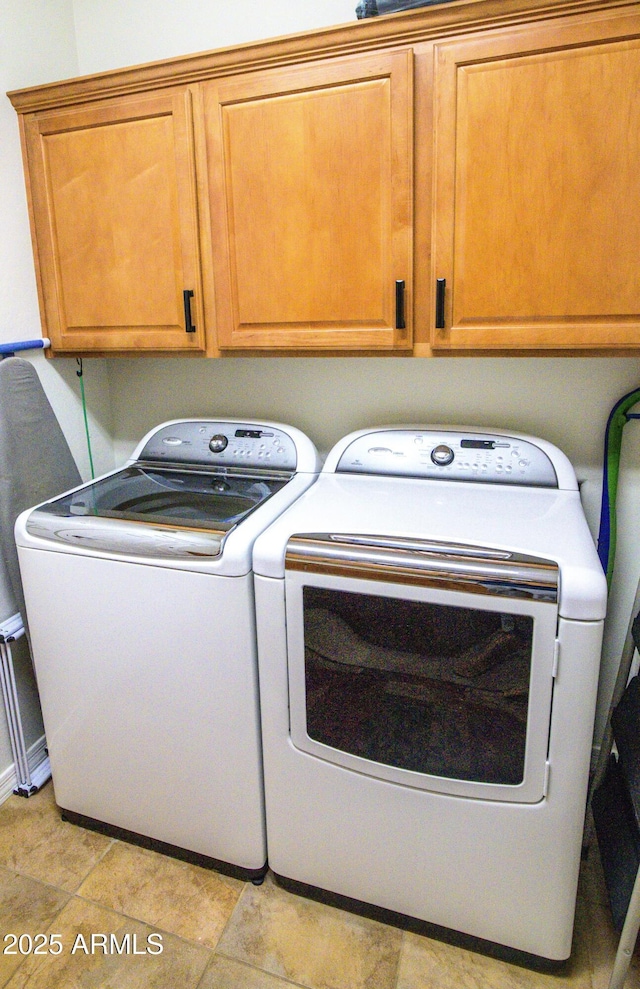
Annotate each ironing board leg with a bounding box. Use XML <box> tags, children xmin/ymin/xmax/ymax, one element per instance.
<box><xmin>610</xmin><ymin>867</ymin><xmax>640</xmax><ymax>989</ymax></box>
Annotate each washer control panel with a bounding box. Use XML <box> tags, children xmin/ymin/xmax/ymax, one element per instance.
<box><xmin>138</xmin><ymin>421</ymin><xmax>298</xmax><ymax>471</ymax></box>
<box><xmin>335</xmin><ymin>429</ymin><xmax>559</xmax><ymax>487</ymax></box>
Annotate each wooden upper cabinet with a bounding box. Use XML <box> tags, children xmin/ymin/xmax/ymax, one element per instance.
<box><xmin>22</xmin><ymin>89</ymin><xmax>207</xmax><ymax>353</ymax></box>
<box><xmin>203</xmin><ymin>50</ymin><xmax>413</xmax><ymax>350</ymax></box>
<box><xmin>12</xmin><ymin>0</ymin><xmax>640</xmax><ymax>357</ymax></box>
<box><xmin>430</xmin><ymin>9</ymin><xmax>640</xmax><ymax>351</ymax></box>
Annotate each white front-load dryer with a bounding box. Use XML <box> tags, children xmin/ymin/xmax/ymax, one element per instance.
<box><xmin>252</xmin><ymin>425</ymin><xmax>607</xmax><ymax>956</ymax></box>
<box><xmin>16</xmin><ymin>418</ymin><xmax>320</xmax><ymax>880</ymax></box>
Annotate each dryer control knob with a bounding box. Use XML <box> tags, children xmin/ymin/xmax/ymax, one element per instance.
<box><xmin>431</xmin><ymin>444</ymin><xmax>454</xmax><ymax>466</ymax></box>
<box><xmin>209</xmin><ymin>434</ymin><xmax>228</xmax><ymax>453</ymax></box>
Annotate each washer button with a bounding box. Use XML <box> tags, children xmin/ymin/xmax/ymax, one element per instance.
<box><xmin>430</xmin><ymin>444</ymin><xmax>455</xmax><ymax>467</ymax></box>
<box><xmin>209</xmin><ymin>434</ymin><xmax>228</xmax><ymax>453</ymax></box>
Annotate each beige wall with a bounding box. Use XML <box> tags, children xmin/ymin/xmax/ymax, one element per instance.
<box><xmin>72</xmin><ymin>0</ymin><xmax>357</xmax><ymax>73</ymax></box>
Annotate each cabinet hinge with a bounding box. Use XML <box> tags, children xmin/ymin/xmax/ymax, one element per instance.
<box><xmin>552</xmin><ymin>639</ymin><xmax>560</xmax><ymax>679</ymax></box>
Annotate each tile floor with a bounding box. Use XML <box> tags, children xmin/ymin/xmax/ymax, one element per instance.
<box><xmin>0</xmin><ymin>782</ymin><xmax>637</xmax><ymax>989</ymax></box>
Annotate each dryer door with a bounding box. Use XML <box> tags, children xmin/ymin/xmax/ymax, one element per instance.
<box><xmin>284</xmin><ymin>533</ymin><xmax>559</xmax><ymax>803</ymax></box>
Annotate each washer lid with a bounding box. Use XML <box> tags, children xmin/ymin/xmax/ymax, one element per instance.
<box><xmin>26</xmin><ymin>463</ymin><xmax>290</xmax><ymax>559</ymax></box>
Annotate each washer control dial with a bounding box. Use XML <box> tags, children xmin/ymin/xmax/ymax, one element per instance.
<box><xmin>430</xmin><ymin>444</ymin><xmax>455</xmax><ymax>467</ymax></box>
<box><xmin>209</xmin><ymin>434</ymin><xmax>228</xmax><ymax>453</ymax></box>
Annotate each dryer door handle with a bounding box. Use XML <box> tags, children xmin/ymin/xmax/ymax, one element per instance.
<box><xmin>327</xmin><ymin>533</ymin><xmax>513</xmax><ymax>560</ymax></box>
<box><xmin>285</xmin><ymin>533</ymin><xmax>558</xmax><ymax>602</ymax></box>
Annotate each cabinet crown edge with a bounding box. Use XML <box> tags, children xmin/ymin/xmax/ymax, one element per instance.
<box><xmin>7</xmin><ymin>0</ymin><xmax>636</xmax><ymax>112</ymax></box>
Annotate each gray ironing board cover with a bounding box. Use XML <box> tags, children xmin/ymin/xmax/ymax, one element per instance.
<box><xmin>0</xmin><ymin>358</ymin><xmax>81</xmax><ymax>629</ymax></box>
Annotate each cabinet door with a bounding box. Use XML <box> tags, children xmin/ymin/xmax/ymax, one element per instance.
<box><xmin>23</xmin><ymin>90</ymin><xmax>206</xmax><ymax>353</ymax></box>
<box><xmin>204</xmin><ymin>50</ymin><xmax>412</xmax><ymax>350</ymax></box>
<box><xmin>431</xmin><ymin>11</ymin><xmax>640</xmax><ymax>351</ymax></box>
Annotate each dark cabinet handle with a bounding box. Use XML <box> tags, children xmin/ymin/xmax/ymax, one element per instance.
<box><xmin>183</xmin><ymin>290</ymin><xmax>196</xmax><ymax>333</ymax></box>
<box><xmin>395</xmin><ymin>280</ymin><xmax>406</xmax><ymax>330</ymax></box>
<box><xmin>435</xmin><ymin>278</ymin><xmax>446</xmax><ymax>329</ymax></box>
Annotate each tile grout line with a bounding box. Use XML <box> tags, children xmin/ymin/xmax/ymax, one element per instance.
<box><xmin>0</xmin><ymin>895</ymin><xmax>212</xmax><ymax>989</ymax></box>
<box><xmin>206</xmin><ymin>870</ymin><xmax>253</xmax><ymax>949</ymax></box>
<box><xmin>67</xmin><ymin>838</ymin><xmax>248</xmax><ymax>952</ymax></box>
<box><xmin>209</xmin><ymin>873</ymin><xmax>407</xmax><ymax>989</ymax></box>
<box><xmin>199</xmin><ymin>950</ymin><xmax>315</xmax><ymax>989</ymax></box>
<box><xmin>392</xmin><ymin>930</ymin><xmax>407</xmax><ymax>989</ymax></box>
<box><xmin>0</xmin><ymin>873</ymin><xmax>73</xmax><ymax>989</ymax></box>
<box><xmin>0</xmin><ymin>862</ymin><xmax>74</xmax><ymax>900</ymax></box>
<box><xmin>68</xmin><ymin>891</ymin><xmax>219</xmax><ymax>952</ymax></box>
<box><xmin>0</xmin><ymin>830</ymin><xmax>117</xmax><ymax>898</ymax></box>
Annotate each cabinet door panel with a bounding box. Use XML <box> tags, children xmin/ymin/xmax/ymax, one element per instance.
<box><xmin>432</xmin><ymin>13</ymin><xmax>640</xmax><ymax>350</ymax></box>
<box><xmin>24</xmin><ymin>90</ymin><xmax>206</xmax><ymax>353</ymax></box>
<box><xmin>205</xmin><ymin>51</ymin><xmax>412</xmax><ymax>350</ymax></box>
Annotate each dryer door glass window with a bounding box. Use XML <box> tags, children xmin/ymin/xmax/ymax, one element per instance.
<box><xmin>302</xmin><ymin>585</ymin><xmax>533</xmax><ymax>786</ymax></box>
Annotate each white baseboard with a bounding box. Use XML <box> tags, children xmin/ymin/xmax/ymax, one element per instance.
<box><xmin>0</xmin><ymin>734</ymin><xmax>50</xmax><ymax>804</ymax></box>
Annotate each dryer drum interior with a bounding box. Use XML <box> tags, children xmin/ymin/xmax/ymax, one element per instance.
<box><xmin>302</xmin><ymin>585</ymin><xmax>533</xmax><ymax>786</ymax></box>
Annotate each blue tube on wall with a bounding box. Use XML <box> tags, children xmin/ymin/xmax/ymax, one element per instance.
<box><xmin>0</xmin><ymin>338</ymin><xmax>50</xmax><ymax>356</ymax></box>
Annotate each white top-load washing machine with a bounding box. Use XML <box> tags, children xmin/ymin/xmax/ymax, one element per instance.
<box><xmin>252</xmin><ymin>425</ymin><xmax>607</xmax><ymax>958</ymax></box>
<box><xmin>15</xmin><ymin>418</ymin><xmax>319</xmax><ymax>881</ymax></box>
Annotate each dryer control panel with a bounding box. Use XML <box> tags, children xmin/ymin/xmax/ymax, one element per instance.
<box><xmin>137</xmin><ymin>420</ymin><xmax>298</xmax><ymax>472</ymax></box>
<box><xmin>334</xmin><ymin>429</ymin><xmax>563</xmax><ymax>487</ymax></box>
